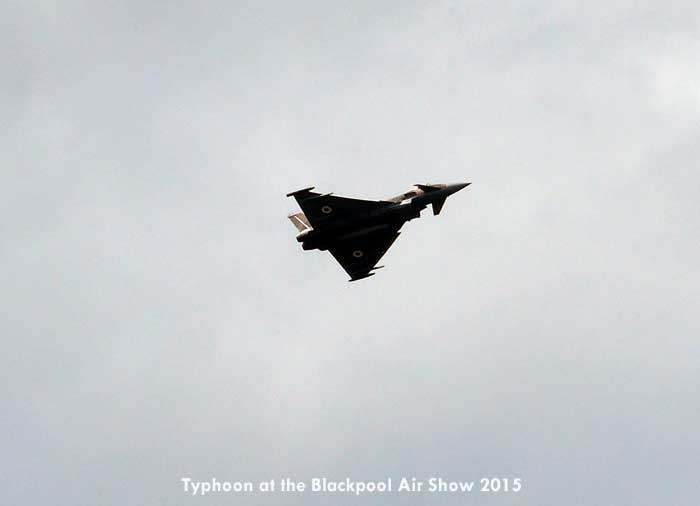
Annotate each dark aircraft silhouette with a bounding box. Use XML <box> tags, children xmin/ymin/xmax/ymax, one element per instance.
<box><xmin>287</xmin><ymin>182</ymin><xmax>470</xmax><ymax>281</ymax></box>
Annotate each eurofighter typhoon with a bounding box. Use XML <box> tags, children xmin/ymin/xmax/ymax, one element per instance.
<box><xmin>287</xmin><ymin>182</ymin><xmax>470</xmax><ymax>281</ymax></box>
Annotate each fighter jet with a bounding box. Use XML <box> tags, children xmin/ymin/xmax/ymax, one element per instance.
<box><xmin>287</xmin><ymin>182</ymin><xmax>470</xmax><ymax>281</ymax></box>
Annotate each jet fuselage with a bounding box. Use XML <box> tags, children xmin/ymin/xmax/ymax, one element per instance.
<box><xmin>296</xmin><ymin>183</ymin><xmax>469</xmax><ymax>251</ymax></box>
<box><xmin>286</xmin><ymin>182</ymin><xmax>470</xmax><ymax>281</ymax></box>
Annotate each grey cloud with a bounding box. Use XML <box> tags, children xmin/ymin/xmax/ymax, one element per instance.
<box><xmin>2</xmin><ymin>1</ymin><xmax>699</xmax><ymax>505</ymax></box>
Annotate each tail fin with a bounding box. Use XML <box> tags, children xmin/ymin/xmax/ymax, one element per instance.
<box><xmin>288</xmin><ymin>212</ymin><xmax>311</xmax><ymax>232</ymax></box>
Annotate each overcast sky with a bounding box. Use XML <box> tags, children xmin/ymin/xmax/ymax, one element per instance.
<box><xmin>2</xmin><ymin>1</ymin><xmax>699</xmax><ymax>505</ymax></box>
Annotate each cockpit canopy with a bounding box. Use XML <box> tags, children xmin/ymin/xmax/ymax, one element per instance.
<box><xmin>386</xmin><ymin>183</ymin><xmax>446</xmax><ymax>203</ymax></box>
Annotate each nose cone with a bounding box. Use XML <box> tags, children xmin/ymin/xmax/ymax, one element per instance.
<box><xmin>446</xmin><ymin>182</ymin><xmax>471</xmax><ymax>195</ymax></box>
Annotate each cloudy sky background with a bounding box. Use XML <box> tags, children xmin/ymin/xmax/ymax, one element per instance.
<box><xmin>2</xmin><ymin>1</ymin><xmax>699</xmax><ymax>504</ymax></box>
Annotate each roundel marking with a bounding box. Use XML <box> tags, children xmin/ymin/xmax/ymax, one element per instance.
<box><xmin>321</xmin><ymin>205</ymin><xmax>333</xmax><ymax>214</ymax></box>
<box><xmin>352</xmin><ymin>250</ymin><xmax>364</xmax><ymax>258</ymax></box>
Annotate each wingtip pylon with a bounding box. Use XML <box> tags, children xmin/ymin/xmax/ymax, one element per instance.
<box><xmin>348</xmin><ymin>272</ymin><xmax>375</xmax><ymax>282</ymax></box>
<box><xmin>286</xmin><ymin>186</ymin><xmax>315</xmax><ymax>197</ymax></box>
